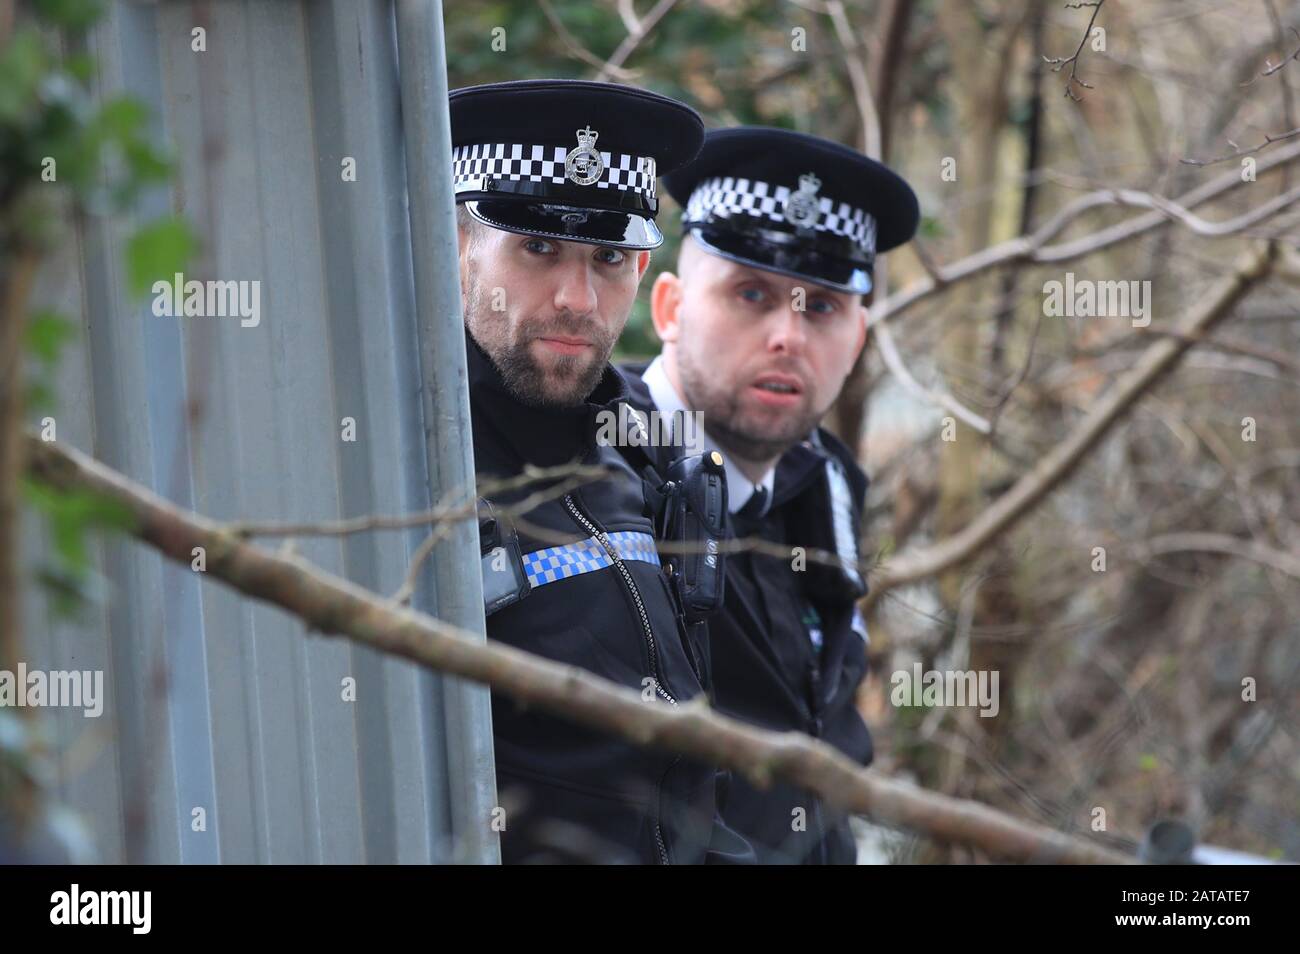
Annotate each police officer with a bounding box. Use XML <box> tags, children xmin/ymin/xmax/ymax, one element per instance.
<box><xmin>621</xmin><ymin>126</ymin><xmax>920</xmax><ymax>863</ymax></box>
<box><xmin>451</xmin><ymin>80</ymin><xmax>752</xmax><ymax>864</ymax></box>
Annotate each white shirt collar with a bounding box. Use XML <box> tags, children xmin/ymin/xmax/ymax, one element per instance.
<box><xmin>642</xmin><ymin>355</ymin><xmax>776</xmax><ymax>516</ymax></box>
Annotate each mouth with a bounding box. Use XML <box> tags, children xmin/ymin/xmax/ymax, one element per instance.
<box><xmin>535</xmin><ymin>335</ymin><xmax>593</xmax><ymax>356</ymax></box>
<box><xmin>749</xmin><ymin>372</ymin><xmax>804</xmax><ymax>405</ymax></box>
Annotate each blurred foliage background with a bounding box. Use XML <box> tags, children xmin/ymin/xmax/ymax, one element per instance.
<box><xmin>1</xmin><ymin>0</ymin><xmax>193</xmax><ymax>860</ymax></box>
<box><xmin>447</xmin><ymin>0</ymin><xmax>1300</xmax><ymax>862</ymax></box>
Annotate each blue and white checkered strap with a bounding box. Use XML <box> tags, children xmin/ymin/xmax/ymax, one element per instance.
<box><xmin>453</xmin><ymin>143</ymin><xmax>657</xmax><ymax>199</ymax></box>
<box><xmin>521</xmin><ymin>531</ymin><xmax>661</xmax><ymax>589</ymax></box>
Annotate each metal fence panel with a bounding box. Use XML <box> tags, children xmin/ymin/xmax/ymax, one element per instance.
<box><xmin>21</xmin><ymin>0</ymin><xmax>498</xmax><ymax>865</ymax></box>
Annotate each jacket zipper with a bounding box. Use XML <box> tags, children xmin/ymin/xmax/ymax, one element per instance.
<box><xmin>654</xmin><ymin>755</ymin><xmax>681</xmax><ymax>864</ymax></box>
<box><xmin>562</xmin><ymin>493</ymin><xmax>676</xmax><ymax>864</ymax></box>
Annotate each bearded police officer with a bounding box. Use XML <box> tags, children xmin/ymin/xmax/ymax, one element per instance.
<box><xmin>621</xmin><ymin>127</ymin><xmax>919</xmax><ymax>863</ymax></box>
<box><xmin>451</xmin><ymin>80</ymin><xmax>752</xmax><ymax>864</ymax></box>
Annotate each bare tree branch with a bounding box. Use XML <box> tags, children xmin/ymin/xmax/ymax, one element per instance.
<box><xmin>616</xmin><ymin>0</ymin><xmax>641</xmax><ymax>35</ymax></box>
<box><xmin>874</xmin><ymin>319</ymin><xmax>993</xmax><ymax>434</ymax></box>
<box><xmin>825</xmin><ymin>0</ymin><xmax>881</xmax><ymax>158</ymax></box>
<box><xmin>0</xmin><ymin>246</ymin><xmax>39</xmax><ymax>843</ymax></box>
<box><xmin>1137</xmin><ymin>532</ymin><xmax>1300</xmax><ymax>580</ymax></box>
<box><xmin>866</xmin><ymin>242</ymin><xmax>1278</xmax><ymax>604</ymax></box>
<box><xmin>871</xmin><ymin>139</ymin><xmax>1300</xmax><ymax>329</ymax></box>
<box><xmin>24</xmin><ymin>434</ymin><xmax>1131</xmax><ymax>864</ymax></box>
<box><xmin>595</xmin><ymin>0</ymin><xmax>679</xmax><ymax>83</ymax></box>
<box><xmin>1089</xmin><ymin>183</ymin><xmax>1300</xmax><ymax>235</ymax></box>
<box><xmin>1091</xmin><ymin>326</ymin><xmax>1300</xmax><ymax>378</ymax></box>
<box><xmin>538</xmin><ymin>0</ymin><xmax>638</xmax><ymax>81</ymax></box>
<box><xmin>0</xmin><ymin>248</ymin><xmax>36</xmax><ymax>674</ymax></box>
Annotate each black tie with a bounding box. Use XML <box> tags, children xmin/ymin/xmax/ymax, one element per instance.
<box><xmin>735</xmin><ymin>486</ymin><xmax>768</xmax><ymax>522</ymax></box>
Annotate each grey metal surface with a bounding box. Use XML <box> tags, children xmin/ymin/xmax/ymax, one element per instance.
<box><xmin>21</xmin><ymin>0</ymin><xmax>498</xmax><ymax>864</ymax></box>
<box><xmin>395</xmin><ymin>0</ymin><xmax>500</xmax><ymax>865</ymax></box>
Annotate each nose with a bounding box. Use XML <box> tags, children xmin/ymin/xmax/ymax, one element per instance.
<box><xmin>767</xmin><ymin>303</ymin><xmax>808</xmax><ymax>356</ymax></box>
<box><xmin>552</xmin><ymin>256</ymin><xmax>599</xmax><ymax>317</ymax></box>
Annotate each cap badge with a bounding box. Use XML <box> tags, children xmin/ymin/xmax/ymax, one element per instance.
<box><xmin>565</xmin><ymin>126</ymin><xmax>605</xmax><ymax>186</ymax></box>
<box><xmin>782</xmin><ymin>172</ymin><xmax>822</xmax><ymax>228</ymax></box>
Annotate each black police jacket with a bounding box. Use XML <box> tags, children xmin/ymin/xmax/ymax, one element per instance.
<box><xmin>622</xmin><ymin>364</ymin><xmax>874</xmax><ymax>864</ymax></box>
<box><xmin>467</xmin><ymin>334</ymin><xmax>754</xmax><ymax>865</ymax></box>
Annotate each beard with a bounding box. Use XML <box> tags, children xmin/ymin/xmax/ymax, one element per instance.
<box><xmin>677</xmin><ymin>336</ymin><xmax>827</xmax><ymax>464</ymax></box>
<box><xmin>464</xmin><ymin>271</ymin><xmax>616</xmax><ymax>408</ymax></box>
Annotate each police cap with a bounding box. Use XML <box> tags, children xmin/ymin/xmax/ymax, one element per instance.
<box><xmin>450</xmin><ymin>79</ymin><xmax>705</xmax><ymax>250</ymax></box>
<box><xmin>662</xmin><ymin>126</ymin><xmax>919</xmax><ymax>294</ymax></box>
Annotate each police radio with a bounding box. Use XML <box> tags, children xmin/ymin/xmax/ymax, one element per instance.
<box><xmin>477</xmin><ymin>498</ymin><xmax>530</xmax><ymax>616</ymax></box>
<box><xmin>657</xmin><ymin>451</ymin><xmax>728</xmax><ymax>623</ymax></box>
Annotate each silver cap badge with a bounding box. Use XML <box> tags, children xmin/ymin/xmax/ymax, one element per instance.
<box><xmin>782</xmin><ymin>172</ymin><xmax>822</xmax><ymax>228</ymax></box>
<box><xmin>565</xmin><ymin>126</ymin><xmax>605</xmax><ymax>185</ymax></box>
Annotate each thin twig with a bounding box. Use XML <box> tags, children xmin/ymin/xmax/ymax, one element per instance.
<box><xmin>1181</xmin><ymin>126</ymin><xmax>1300</xmax><ymax>166</ymax></box>
<box><xmin>227</xmin><ymin>463</ymin><xmax>611</xmax><ymax>538</ymax></box>
<box><xmin>1240</xmin><ymin>25</ymin><xmax>1300</xmax><ymax>85</ymax></box>
<box><xmin>1043</xmin><ymin>0</ymin><xmax>1106</xmax><ymax>102</ymax></box>
<box><xmin>390</xmin><ymin>470</ymin><xmax>605</xmax><ymax>605</ymax></box>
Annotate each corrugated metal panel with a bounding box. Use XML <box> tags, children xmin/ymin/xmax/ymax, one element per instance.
<box><xmin>21</xmin><ymin>0</ymin><xmax>498</xmax><ymax>864</ymax></box>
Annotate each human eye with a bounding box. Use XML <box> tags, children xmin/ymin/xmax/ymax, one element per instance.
<box><xmin>594</xmin><ymin>246</ymin><xmax>627</xmax><ymax>265</ymax></box>
<box><xmin>522</xmin><ymin>237</ymin><xmax>556</xmax><ymax>255</ymax></box>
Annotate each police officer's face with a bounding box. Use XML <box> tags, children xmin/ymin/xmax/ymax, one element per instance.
<box><xmin>459</xmin><ymin>222</ymin><xmax>650</xmax><ymax>407</ymax></box>
<box><xmin>651</xmin><ymin>239</ymin><xmax>867</xmax><ymax>463</ymax></box>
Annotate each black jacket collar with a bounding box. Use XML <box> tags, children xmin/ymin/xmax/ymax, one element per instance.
<box><xmin>467</xmin><ymin>329</ymin><xmax>630</xmax><ymax>468</ymax></box>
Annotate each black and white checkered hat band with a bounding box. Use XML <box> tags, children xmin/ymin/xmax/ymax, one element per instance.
<box><xmin>685</xmin><ymin>176</ymin><xmax>877</xmax><ymax>255</ymax></box>
<box><xmin>452</xmin><ymin>143</ymin><xmax>656</xmax><ymax>199</ymax></box>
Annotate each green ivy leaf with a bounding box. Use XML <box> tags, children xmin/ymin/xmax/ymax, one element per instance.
<box><xmin>95</xmin><ymin>96</ymin><xmax>147</xmax><ymax>140</ymax></box>
<box><xmin>919</xmin><ymin>215</ymin><xmax>945</xmax><ymax>239</ymax></box>
<box><xmin>64</xmin><ymin>52</ymin><xmax>95</xmax><ymax>84</ymax></box>
<box><xmin>122</xmin><ymin>136</ymin><xmax>172</xmax><ymax>183</ymax></box>
<box><xmin>25</xmin><ymin>310</ymin><xmax>76</xmax><ymax>365</ymax></box>
<box><xmin>125</xmin><ymin>217</ymin><xmax>197</xmax><ymax>297</ymax></box>
<box><xmin>0</xmin><ymin>30</ymin><xmax>49</xmax><ymax>124</ymax></box>
<box><xmin>33</xmin><ymin>0</ymin><xmax>105</xmax><ymax>32</ymax></box>
<box><xmin>26</xmin><ymin>381</ymin><xmax>55</xmax><ymax>412</ymax></box>
<box><xmin>22</xmin><ymin>479</ymin><xmax>136</xmax><ymax>575</ymax></box>
<box><xmin>33</xmin><ymin>565</ymin><xmax>88</xmax><ymax>620</ymax></box>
